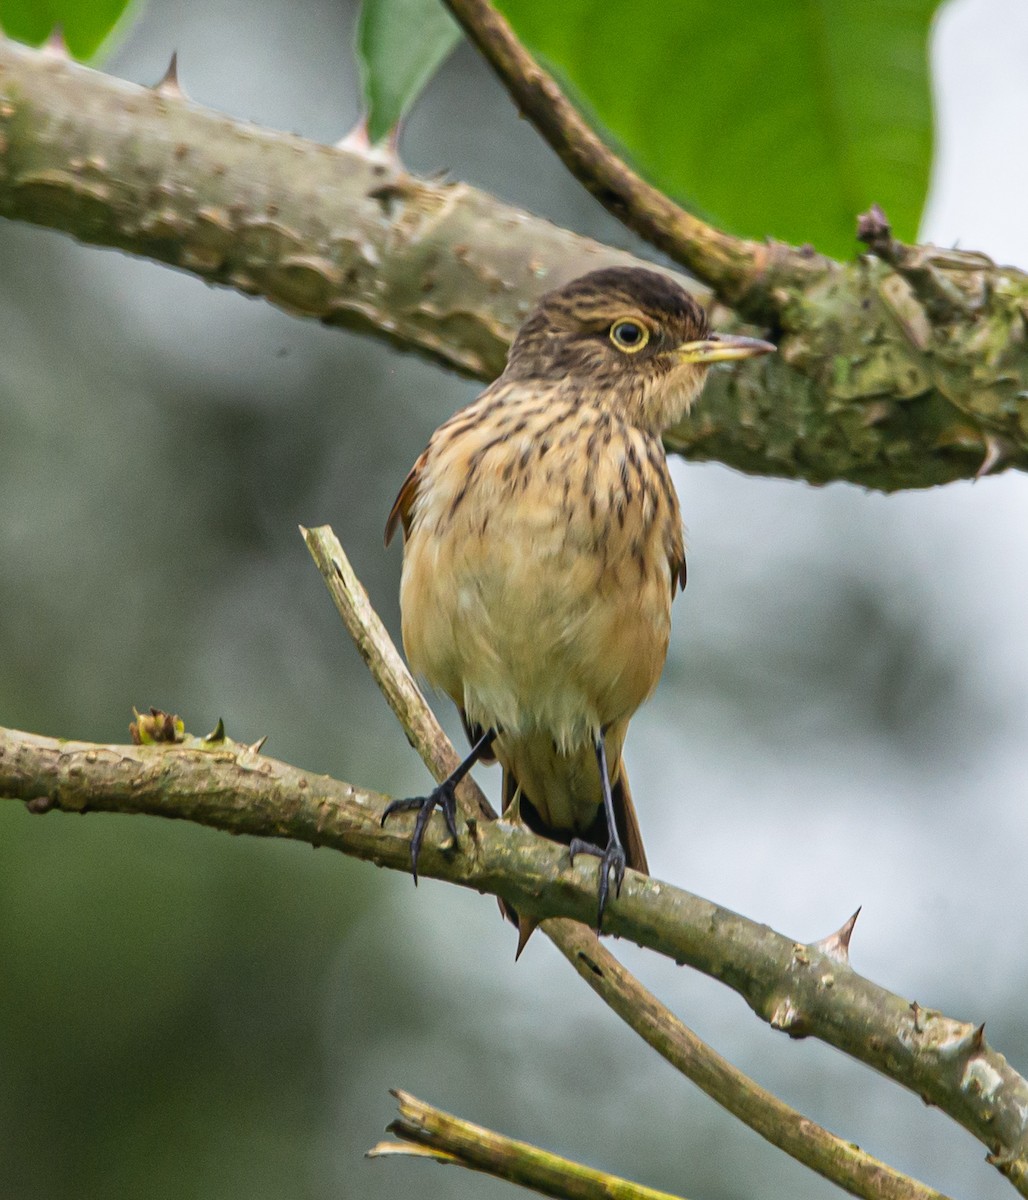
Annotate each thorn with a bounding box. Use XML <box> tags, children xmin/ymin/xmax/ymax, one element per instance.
<box><xmin>383</xmin><ymin>119</ymin><xmax>403</xmax><ymax>159</ymax></box>
<box><xmin>858</xmin><ymin>203</ymin><xmax>969</xmax><ymax>323</ymax></box>
<box><xmin>938</xmin><ymin>1020</ymin><xmax>985</xmax><ymax>1058</ymax></box>
<box><xmin>336</xmin><ymin>116</ymin><xmax>371</xmax><ymax>151</ymax></box>
<box><xmin>976</xmin><ymin>434</ymin><xmax>1006</xmax><ymax>480</ymax></box>
<box><xmin>247</xmin><ymin>734</ymin><xmax>268</xmax><ymax>754</ymax></box>
<box><xmin>336</xmin><ymin>116</ymin><xmax>402</xmax><ymax>167</ymax></box>
<box><xmin>42</xmin><ymin>25</ymin><xmax>70</xmax><ymax>58</ymax></box>
<box><xmin>154</xmin><ymin>51</ymin><xmax>185</xmax><ymax>98</ymax></box>
<box><xmin>813</xmin><ymin>906</ymin><xmax>861</xmax><ymax>964</ymax></box>
<box><xmin>203</xmin><ymin>717</ymin><xmax>226</xmax><ymax>743</ymax></box>
<box><xmin>514</xmin><ymin>914</ymin><xmax>540</xmax><ymax>960</ymax></box>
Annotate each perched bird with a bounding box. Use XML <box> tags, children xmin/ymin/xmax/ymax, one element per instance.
<box><xmin>384</xmin><ymin>266</ymin><xmax>773</xmax><ymax>939</ymax></box>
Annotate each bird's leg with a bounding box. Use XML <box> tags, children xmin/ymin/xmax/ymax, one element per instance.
<box><xmin>568</xmin><ymin>731</ymin><xmax>627</xmax><ymax>929</ymax></box>
<box><xmin>381</xmin><ymin>728</ymin><xmax>496</xmax><ymax>883</ymax></box>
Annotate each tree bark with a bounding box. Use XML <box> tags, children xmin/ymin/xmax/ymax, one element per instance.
<box><xmin>1</xmin><ymin>38</ymin><xmax>1026</xmax><ymax>489</ymax></box>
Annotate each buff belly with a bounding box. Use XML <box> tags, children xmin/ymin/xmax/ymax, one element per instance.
<box><xmin>400</xmin><ymin>459</ymin><xmax>672</xmax><ymax>833</ymax></box>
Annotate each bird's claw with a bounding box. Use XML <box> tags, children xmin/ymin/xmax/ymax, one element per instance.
<box><xmin>381</xmin><ymin>781</ymin><xmax>459</xmax><ymax>884</ymax></box>
<box><xmin>569</xmin><ymin>837</ymin><xmax>626</xmax><ymax>930</ymax></box>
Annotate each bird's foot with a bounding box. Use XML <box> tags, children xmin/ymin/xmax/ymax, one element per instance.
<box><xmin>569</xmin><ymin>837</ymin><xmax>626</xmax><ymax>930</ymax></box>
<box><xmin>381</xmin><ymin>780</ymin><xmax>459</xmax><ymax>884</ymax></box>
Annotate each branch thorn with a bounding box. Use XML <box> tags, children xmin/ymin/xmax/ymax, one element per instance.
<box><xmin>813</xmin><ymin>906</ymin><xmax>861</xmax><ymax>964</ymax></box>
<box><xmin>336</xmin><ymin>116</ymin><xmax>402</xmax><ymax>167</ymax></box>
<box><xmin>976</xmin><ymin>434</ymin><xmax>1007</xmax><ymax>479</ymax></box>
<box><xmin>42</xmin><ymin>25</ymin><xmax>70</xmax><ymax>59</ymax></box>
<box><xmin>153</xmin><ymin>51</ymin><xmax>185</xmax><ymax>99</ymax></box>
<box><xmin>203</xmin><ymin>718</ymin><xmax>226</xmax><ymax>743</ymax></box>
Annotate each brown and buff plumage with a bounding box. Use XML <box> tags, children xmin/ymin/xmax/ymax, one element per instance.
<box><xmin>385</xmin><ymin>267</ymin><xmax>773</xmax><ymax>941</ymax></box>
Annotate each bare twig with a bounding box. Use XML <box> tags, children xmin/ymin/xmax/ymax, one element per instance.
<box><xmin>302</xmin><ymin>525</ymin><xmax>496</xmax><ymax>822</ymax></box>
<box><xmin>441</xmin><ymin>0</ymin><xmax>829</xmax><ymax>320</ymax></box>
<box><xmin>371</xmin><ymin>1090</ymin><xmax>689</xmax><ymax>1200</ymax></box>
<box><xmin>302</xmin><ymin>524</ymin><xmax>956</xmax><ymax>1200</ymax></box>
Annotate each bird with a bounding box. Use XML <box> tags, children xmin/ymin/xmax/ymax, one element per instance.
<box><xmin>383</xmin><ymin>266</ymin><xmax>774</xmax><ymax>942</ymax></box>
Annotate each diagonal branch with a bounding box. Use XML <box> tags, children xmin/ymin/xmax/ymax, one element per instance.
<box><xmin>303</xmin><ymin>525</ymin><xmax>952</xmax><ymax>1200</ymax></box>
<box><xmin>371</xmin><ymin>1089</ymin><xmax>690</xmax><ymax>1200</ymax></box>
<box><xmin>441</xmin><ymin>0</ymin><xmax>828</xmax><ymax>320</ymax></box>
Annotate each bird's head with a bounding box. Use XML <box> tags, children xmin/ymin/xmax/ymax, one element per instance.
<box><xmin>503</xmin><ymin>267</ymin><xmax>775</xmax><ymax>435</ymax></box>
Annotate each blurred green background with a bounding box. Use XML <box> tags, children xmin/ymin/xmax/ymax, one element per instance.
<box><xmin>2</xmin><ymin>1</ymin><xmax>1028</xmax><ymax>1198</ymax></box>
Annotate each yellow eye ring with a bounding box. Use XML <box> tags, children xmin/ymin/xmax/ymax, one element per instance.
<box><xmin>609</xmin><ymin>318</ymin><xmax>650</xmax><ymax>353</ymax></box>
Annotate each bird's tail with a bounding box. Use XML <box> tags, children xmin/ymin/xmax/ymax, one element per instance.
<box><xmin>498</xmin><ymin>759</ymin><xmax>648</xmax><ymax>956</ymax></box>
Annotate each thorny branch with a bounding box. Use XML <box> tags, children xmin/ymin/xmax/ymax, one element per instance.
<box><xmin>1</xmin><ymin>37</ymin><xmax>1027</xmax><ymax>488</ymax></box>
<box><xmin>0</xmin><ymin>737</ymin><xmax>959</xmax><ymax>1200</ymax></box>
<box><xmin>438</xmin><ymin>2</ymin><xmax>1028</xmax><ymax>486</ymax></box>
<box><xmin>0</xmin><ymin>12</ymin><xmax>1025</xmax><ymax>1197</ymax></box>
<box><xmin>303</xmin><ymin>526</ymin><xmax>950</xmax><ymax>1200</ymax></box>
<box><xmin>2</xmin><ymin>530</ymin><xmax>1026</xmax><ymax>1194</ymax></box>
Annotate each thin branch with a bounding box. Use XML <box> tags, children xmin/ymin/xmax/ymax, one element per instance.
<box><xmin>1</xmin><ymin>712</ymin><xmax>1023</xmax><ymax>1195</ymax></box>
<box><xmin>441</xmin><ymin>0</ymin><xmax>827</xmax><ymax>320</ymax></box>
<box><xmin>371</xmin><ymin>1090</ymin><xmax>689</xmax><ymax>1200</ymax></box>
<box><xmin>302</xmin><ymin>525</ymin><xmax>497</xmax><ymax>822</ymax></box>
<box><xmin>303</xmin><ymin>526</ymin><xmax>954</xmax><ymax>1200</ymax></box>
<box><xmin>552</xmin><ymin>922</ymin><xmax>955</xmax><ymax>1200</ymax></box>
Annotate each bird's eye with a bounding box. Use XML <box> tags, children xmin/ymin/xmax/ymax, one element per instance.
<box><xmin>609</xmin><ymin>319</ymin><xmax>650</xmax><ymax>353</ymax></box>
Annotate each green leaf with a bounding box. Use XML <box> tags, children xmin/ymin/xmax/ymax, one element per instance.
<box><xmin>356</xmin><ymin>0</ymin><xmax>462</xmax><ymax>144</ymax></box>
<box><xmin>0</xmin><ymin>0</ymin><xmax>138</xmax><ymax>60</ymax></box>
<box><xmin>495</xmin><ymin>0</ymin><xmax>940</xmax><ymax>258</ymax></box>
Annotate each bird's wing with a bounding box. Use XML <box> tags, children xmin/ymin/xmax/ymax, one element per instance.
<box><xmin>673</xmin><ymin>546</ymin><xmax>687</xmax><ymax>594</ymax></box>
<box><xmin>384</xmin><ymin>449</ymin><xmax>427</xmax><ymax>546</ymax></box>
<box><xmin>386</xmin><ymin>379</ymin><xmax>513</xmax><ymax>546</ymax></box>
<box><xmin>668</xmin><ymin>516</ymin><xmax>687</xmax><ymax>595</ymax></box>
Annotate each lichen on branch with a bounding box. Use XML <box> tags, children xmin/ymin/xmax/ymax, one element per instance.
<box><xmin>1</xmin><ymin>39</ymin><xmax>1026</xmax><ymax>488</ymax></box>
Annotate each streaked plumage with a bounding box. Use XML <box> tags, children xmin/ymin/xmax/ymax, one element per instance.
<box><xmin>385</xmin><ymin>267</ymin><xmax>774</xmax><ymax>935</ymax></box>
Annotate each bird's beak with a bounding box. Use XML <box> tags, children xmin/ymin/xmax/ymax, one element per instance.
<box><xmin>673</xmin><ymin>332</ymin><xmax>776</xmax><ymax>365</ymax></box>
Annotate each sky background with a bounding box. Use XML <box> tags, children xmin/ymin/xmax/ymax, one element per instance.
<box><xmin>1</xmin><ymin>1</ymin><xmax>1027</xmax><ymax>1198</ymax></box>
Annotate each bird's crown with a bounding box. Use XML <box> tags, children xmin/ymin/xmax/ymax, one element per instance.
<box><xmin>502</xmin><ymin>267</ymin><xmax>772</xmax><ymax>435</ymax></box>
